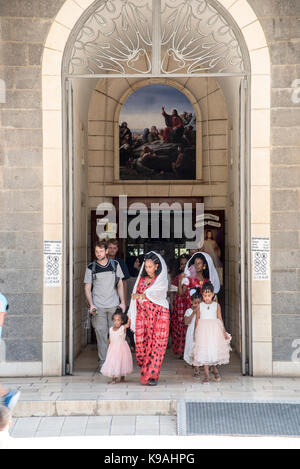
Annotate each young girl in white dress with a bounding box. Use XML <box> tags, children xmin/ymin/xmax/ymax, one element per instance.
<box><xmin>191</xmin><ymin>282</ymin><xmax>231</xmax><ymax>384</ymax></box>
<box><xmin>101</xmin><ymin>310</ymin><xmax>133</xmax><ymax>384</ymax></box>
<box><xmin>184</xmin><ymin>288</ymin><xmax>202</xmax><ymax>376</ymax></box>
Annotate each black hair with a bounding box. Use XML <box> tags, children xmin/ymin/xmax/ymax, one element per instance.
<box><xmin>202</xmin><ymin>281</ymin><xmax>214</xmax><ymax>294</ymax></box>
<box><xmin>191</xmin><ymin>287</ymin><xmax>202</xmax><ymax>301</ymax></box>
<box><xmin>126</xmin><ymin>256</ymin><xmax>140</xmax><ymax>278</ymax></box>
<box><xmin>141</xmin><ymin>252</ymin><xmax>162</xmax><ymax>277</ymax></box>
<box><xmin>113</xmin><ymin>308</ymin><xmax>128</xmax><ymax>325</ymax></box>
<box><xmin>189</xmin><ymin>253</ymin><xmax>210</xmax><ymax>279</ymax></box>
<box><xmin>175</xmin><ymin>254</ymin><xmax>190</xmax><ymax>276</ymax></box>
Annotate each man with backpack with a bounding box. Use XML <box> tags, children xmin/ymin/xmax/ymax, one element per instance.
<box><xmin>84</xmin><ymin>240</ymin><xmax>126</xmax><ymax>371</ymax></box>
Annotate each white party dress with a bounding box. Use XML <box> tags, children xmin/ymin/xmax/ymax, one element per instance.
<box><xmin>191</xmin><ymin>302</ymin><xmax>231</xmax><ymax>366</ymax></box>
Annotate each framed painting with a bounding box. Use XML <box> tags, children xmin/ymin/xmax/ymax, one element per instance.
<box><xmin>119</xmin><ymin>84</ymin><xmax>197</xmax><ymax>180</ymax></box>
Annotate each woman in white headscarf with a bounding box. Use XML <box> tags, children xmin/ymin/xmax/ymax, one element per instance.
<box><xmin>128</xmin><ymin>252</ymin><xmax>170</xmax><ymax>386</ymax></box>
<box><xmin>181</xmin><ymin>252</ymin><xmax>220</xmax><ymax>308</ymax></box>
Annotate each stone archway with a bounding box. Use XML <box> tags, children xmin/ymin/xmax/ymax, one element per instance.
<box><xmin>41</xmin><ymin>0</ymin><xmax>271</xmax><ymax>376</ymax></box>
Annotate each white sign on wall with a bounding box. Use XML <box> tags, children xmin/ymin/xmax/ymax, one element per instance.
<box><xmin>44</xmin><ymin>241</ymin><xmax>62</xmax><ymax>287</ymax></box>
<box><xmin>252</xmin><ymin>237</ymin><xmax>270</xmax><ymax>281</ymax></box>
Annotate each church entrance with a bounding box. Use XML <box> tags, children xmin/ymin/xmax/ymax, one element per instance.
<box><xmin>61</xmin><ymin>0</ymin><xmax>254</xmax><ymax>378</ymax></box>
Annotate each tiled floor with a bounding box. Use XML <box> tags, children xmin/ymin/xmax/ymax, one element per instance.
<box><xmin>1</xmin><ymin>346</ymin><xmax>300</xmax><ymax>418</ymax></box>
<box><xmin>10</xmin><ymin>415</ymin><xmax>177</xmax><ymax>437</ymax></box>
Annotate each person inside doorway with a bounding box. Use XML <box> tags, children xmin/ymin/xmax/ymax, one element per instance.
<box><xmin>126</xmin><ymin>256</ymin><xmax>142</xmax><ymax>307</ymax></box>
<box><xmin>126</xmin><ymin>255</ymin><xmax>142</xmax><ymax>352</ymax></box>
<box><xmin>107</xmin><ymin>239</ymin><xmax>130</xmax><ymax>308</ymax></box>
<box><xmin>182</xmin><ymin>252</ymin><xmax>220</xmax><ymax>306</ymax></box>
<box><xmin>129</xmin><ymin>252</ymin><xmax>170</xmax><ymax>386</ymax></box>
<box><xmin>84</xmin><ymin>241</ymin><xmax>126</xmax><ymax>372</ymax></box>
<box><xmin>171</xmin><ymin>254</ymin><xmax>190</xmax><ymax>358</ymax></box>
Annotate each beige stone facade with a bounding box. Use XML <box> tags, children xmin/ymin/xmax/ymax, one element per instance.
<box><xmin>40</xmin><ymin>0</ymin><xmax>272</xmax><ymax>377</ymax></box>
<box><xmin>1</xmin><ymin>0</ymin><xmax>300</xmax><ymax>378</ymax></box>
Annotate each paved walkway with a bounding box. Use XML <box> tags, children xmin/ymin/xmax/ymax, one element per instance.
<box><xmin>1</xmin><ymin>347</ymin><xmax>300</xmax><ymax>418</ymax></box>
<box><xmin>10</xmin><ymin>415</ymin><xmax>177</xmax><ymax>437</ymax></box>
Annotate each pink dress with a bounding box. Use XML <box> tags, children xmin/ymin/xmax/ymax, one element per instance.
<box><xmin>101</xmin><ymin>325</ymin><xmax>133</xmax><ymax>378</ymax></box>
<box><xmin>191</xmin><ymin>302</ymin><xmax>231</xmax><ymax>366</ymax></box>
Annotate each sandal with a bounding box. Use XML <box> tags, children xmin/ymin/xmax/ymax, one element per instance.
<box><xmin>193</xmin><ymin>369</ymin><xmax>201</xmax><ymax>378</ymax></box>
<box><xmin>148</xmin><ymin>379</ymin><xmax>158</xmax><ymax>386</ymax></box>
<box><xmin>202</xmin><ymin>377</ymin><xmax>210</xmax><ymax>385</ymax></box>
<box><xmin>212</xmin><ymin>368</ymin><xmax>221</xmax><ymax>382</ymax></box>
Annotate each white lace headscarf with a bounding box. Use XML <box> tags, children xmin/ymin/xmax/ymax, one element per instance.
<box><xmin>182</xmin><ymin>251</ymin><xmax>220</xmax><ymax>294</ymax></box>
<box><xmin>128</xmin><ymin>251</ymin><xmax>169</xmax><ymax>333</ymax></box>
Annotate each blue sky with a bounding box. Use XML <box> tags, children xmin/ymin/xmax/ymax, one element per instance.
<box><xmin>120</xmin><ymin>84</ymin><xmax>194</xmax><ymax>131</ymax></box>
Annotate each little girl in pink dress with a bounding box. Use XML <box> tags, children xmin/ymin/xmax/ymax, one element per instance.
<box><xmin>101</xmin><ymin>310</ymin><xmax>133</xmax><ymax>384</ymax></box>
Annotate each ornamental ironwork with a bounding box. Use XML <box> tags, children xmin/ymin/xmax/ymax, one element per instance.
<box><xmin>161</xmin><ymin>0</ymin><xmax>245</xmax><ymax>74</ymax></box>
<box><xmin>66</xmin><ymin>0</ymin><xmax>247</xmax><ymax>76</ymax></box>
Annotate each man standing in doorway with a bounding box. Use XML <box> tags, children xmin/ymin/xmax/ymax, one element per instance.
<box><xmin>107</xmin><ymin>239</ymin><xmax>130</xmax><ymax>308</ymax></box>
<box><xmin>84</xmin><ymin>241</ymin><xmax>126</xmax><ymax>371</ymax></box>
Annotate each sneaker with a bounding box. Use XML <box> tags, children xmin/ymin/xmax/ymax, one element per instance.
<box><xmin>3</xmin><ymin>390</ymin><xmax>21</xmax><ymax>410</ymax></box>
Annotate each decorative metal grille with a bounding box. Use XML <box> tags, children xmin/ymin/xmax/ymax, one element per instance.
<box><xmin>69</xmin><ymin>0</ymin><xmax>153</xmax><ymax>75</ymax></box>
<box><xmin>161</xmin><ymin>0</ymin><xmax>245</xmax><ymax>74</ymax></box>
<box><xmin>67</xmin><ymin>0</ymin><xmax>247</xmax><ymax>76</ymax></box>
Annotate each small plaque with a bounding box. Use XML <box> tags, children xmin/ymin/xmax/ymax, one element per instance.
<box><xmin>252</xmin><ymin>237</ymin><xmax>270</xmax><ymax>281</ymax></box>
<box><xmin>44</xmin><ymin>241</ymin><xmax>62</xmax><ymax>287</ymax></box>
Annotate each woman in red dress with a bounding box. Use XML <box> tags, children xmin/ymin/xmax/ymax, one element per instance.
<box><xmin>171</xmin><ymin>254</ymin><xmax>190</xmax><ymax>358</ymax></box>
<box><xmin>182</xmin><ymin>252</ymin><xmax>221</xmax><ymax>307</ymax></box>
<box><xmin>129</xmin><ymin>252</ymin><xmax>170</xmax><ymax>386</ymax></box>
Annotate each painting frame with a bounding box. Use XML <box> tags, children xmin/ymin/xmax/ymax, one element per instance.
<box><xmin>114</xmin><ymin>80</ymin><xmax>203</xmax><ymax>183</ymax></box>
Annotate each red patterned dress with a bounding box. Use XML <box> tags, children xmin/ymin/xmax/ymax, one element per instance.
<box><xmin>135</xmin><ymin>276</ymin><xmax>170</xmax><ymax>385</ymax></box>
<box><xmin>171</xmin><ymin>274</ymin><xmax>189</xmax><ymax>356</ymax></box>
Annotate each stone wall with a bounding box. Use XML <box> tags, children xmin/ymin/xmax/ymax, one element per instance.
<box><xmin>0</xmin><ymin>1</ymin><xmax>65</xmax><ymax>363</ymax></box>
<box><xmin>247</xmin><ymin>0</ymin><xmax>300</xmax><ymax>364</ymax></box>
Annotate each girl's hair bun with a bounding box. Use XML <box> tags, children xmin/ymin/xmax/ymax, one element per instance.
<box><xmin>202</xmin><ymin>281</ymin><xmax>214</xmax><ymax>293</ymax></box>
<box><xmin>191</xmin><ymin>287</ymin><xmax>202</xmax><ymax>301</ymax></box>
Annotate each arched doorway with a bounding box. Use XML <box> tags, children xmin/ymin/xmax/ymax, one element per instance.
<box><xmin>41</xmin><ymin>0</ymin><xmax>272</xmax><ymax>378</ymax></box>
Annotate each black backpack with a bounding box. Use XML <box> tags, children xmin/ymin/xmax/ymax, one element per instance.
<box><xmin>91</xmin><ymin>259</ymin><xmax>119</xmax><ymax>289</ymax></box>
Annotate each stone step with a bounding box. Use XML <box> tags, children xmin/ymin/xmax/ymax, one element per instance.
<box><xmin>14</xmin><ymin>399</ymin><xmax>177</xmax><ymax>418</ymax></box>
